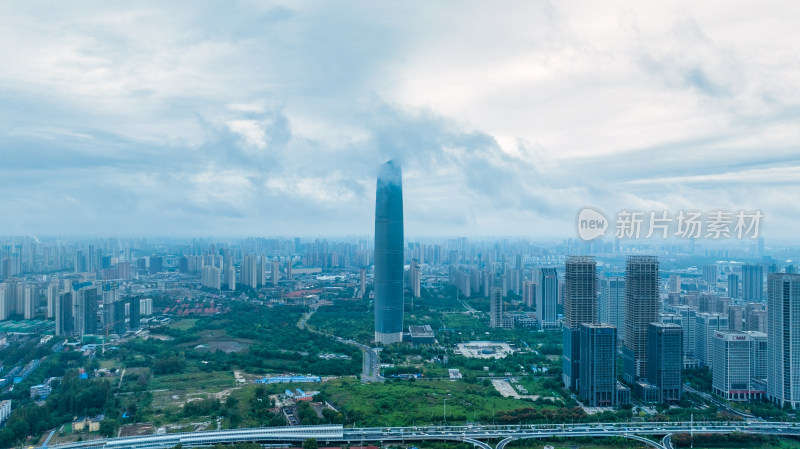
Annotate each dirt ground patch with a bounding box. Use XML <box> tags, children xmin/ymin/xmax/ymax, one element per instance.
<box><xmin>205</xmin><ymin>340</ymin><xmax>250</xmax><ymax>353</ymax></box>
<box><xmin>119</xmin><ymin>423</ymin><xmax>155</xmax><ymax>437</ymax></box>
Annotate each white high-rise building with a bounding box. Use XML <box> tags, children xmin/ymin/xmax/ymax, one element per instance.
<box><xmin>767</xmin><ymin>273</ymin><xmax>800</xmax><ymax>408</ymax></box>
<box><xmin>46</xmin><ymin>283</ymin><xmax>58</xmax><ymax>318</ymax></box>
<box><xmin>272</xmin><ymin>259</ymin><xmax>280</xmax><ymax>286</ymax></box>
<box><xmin>140</xmin><ymin>298</ymin><xmax>153</xmax><ymax>316</ymax></box>
<box><xmin>0</xmin><ymin>283</ymin><xmax>8</xmax><ymax>321</ymax></box>
<box><xmin>201</xmin><ymin>265</ymin><xmax>221</xmax><ymax>290</ymax></box>
<box><xmin>23</xmin><ymin>284</ymin><xmax>34</xmax><ymax>319</ymax></box>
<box><xmin>712</xmin><ymin>330</ymin><xmax>765</xmax><ymax>401</ymax></box>
<box><xmin>409</xmin><ymin>260</ymin><xmax>421</xmax><ymax>298</ymax></box>
<box><xmin>241</xmin><ymin>254</ymin><xmax>258</xmax><ymax>289</ymax></box>
<box><xmin>259</xmin><ymin>256</ymin><xmax>268</xmax><ymax>287</ymax></box>
<box><xmin>0</xmin><ymin>400</ymin><xmax>11</xmax><ymax>424</ymax></box>
<box><xmin>224</xmin><ymin>256</ymin><xmax>236</xmax><ymax>291</ymax></box>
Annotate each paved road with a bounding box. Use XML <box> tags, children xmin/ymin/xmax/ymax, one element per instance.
<box><xmin>297</xmin><ymin>303</ymin><xmax>382</xmax><ymax>383</ymax></box>
<box><xmin>43</xmin><ymin>420</ymin><xmax>800</xmax><ymax>449</ymax></box>
<box><xmin>683</xmin><ymin>384</ymin><xmax>756</xmax><ymax>420</ymax></box>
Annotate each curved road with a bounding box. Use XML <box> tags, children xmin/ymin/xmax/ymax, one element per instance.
<box><xmin>297</xmin><ymin>305</ymin><xmax>382</xmax><ymax>383</ymax></box>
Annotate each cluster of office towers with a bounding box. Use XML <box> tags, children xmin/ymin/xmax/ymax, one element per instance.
<box><xmin>561</xmin><ymin>255</ymin><xmax>682</xmax><ymax>407</ymax></box>
<box><xmin>561</xmin><ymin>255</ymin><xmax>800</xmax><ymax>410</ymax></box>
<box><xmin>667</xmin><ymin>269</ymin><xmax>800</xmax><ymax>409</ymax></box>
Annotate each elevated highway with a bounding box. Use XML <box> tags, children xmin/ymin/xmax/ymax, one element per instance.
<box><xmin>44</xmin><ymin>421</ymin><xmax>800</xmax><ymax>449</ymax></box>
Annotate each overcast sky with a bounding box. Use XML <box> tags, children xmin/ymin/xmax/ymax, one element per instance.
<box><xmin>1</xmin><ymin>1</ymin><xmax>799</xmax><ymax>240</ymax></box>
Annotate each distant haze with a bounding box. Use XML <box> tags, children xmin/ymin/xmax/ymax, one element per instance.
<box><xmin>1</xmin><ymin>2</ymin><xmax>799</xmax><ymax>238</ymax></box>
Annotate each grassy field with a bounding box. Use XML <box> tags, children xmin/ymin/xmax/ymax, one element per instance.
<box><xmin>320</xmin><ymin>377</ymin><xmax>550</xmax><ymax>426</ymax></box>
<box><xmin>168</xmin><ymin>318</ymin><xmax>198</xmax><ymax>331</ymax></box>
<box><xmin>99</xmin><ymin>359</ymin><xmax>121</xmax><ymax>370</ymax></box>
<box><xmin>516</xmin><ymin>378</ymin><xmax>561</xmax><ymax>397</ymax></box>
<box><xmin>149</xmin><ymin>369</ymin><xmax>236</xmax><ymax>391</ymax></box>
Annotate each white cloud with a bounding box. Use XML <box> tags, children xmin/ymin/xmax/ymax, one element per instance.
<box><xmin>0</xmin><ymin>1</ymin><xmax>799</xmax><ymax>238</ymax></box>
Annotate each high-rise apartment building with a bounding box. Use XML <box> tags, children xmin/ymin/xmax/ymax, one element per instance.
<box><xmin>201</xmin><ymin>265</ymin><xmax>221</xmax><ymax>290</ymax></box>
<box><xmin>23</xmin><ymin>284</ymin><xmax>34</xmax><ymax>319</ymax></box>
<box><xmin>46</xmin><ymin>282</ymin><xmax>58</xmax><ymax>318</ymax></box>
<box><xmin>728</xmin><ymin>274</ymin><xmax>740</xmax><ymax>299</ymax></box>
<box><xmin>374</xmin><ymin>160</ymin><xmax>404</xmax><ymax>344</ymax></box>
<box><xmin>409</xmin><ymin>260</ymin><xmax>421</xmax><ymax>298</ymax></box>
<box><xmin>224</xmin><ymin>256</ymin><xmax>236</xmax><ymax>291</ymax></box>
<box><xmin>728</xmin><ymin>305</ymin><xmax>744</xmax><ymax>331</ymax></box>
<box><xmin>563</xmin><ymin>257</ymin><xmax>597</xmax><ymax>390</ymax></box>
<box><xmin>359</xmin><ymin>267</ymin><xmax>366</xmax><ymax>297</ymax></box>
<box><xmin>0</xmin><ymin>283</ymin><xmax>8</xmax><ymax>320</ymax></box>
<box><xmin>746</xmin><ymin>303</ymin><xmax>767</xmax><ymax>332</ymax></box>
<box><xmin>272</xmin><ymin>258</ymin><xmax>280</xmax><ymax>286</ymax></box>
<box><xmin>623</xmin><ymin>256</ymin><xmax>659</xmax><ymax>382</ymax></box>
<box><xmin>743</xmin><ymin>264</ymin><xmax>763</xmax><ymax>302</ymax></box>
<box><xmin>241</xmin><ymin>254</ymin><xmax>259</xmax><ymax>289</ymax></box>
<box><xmin>537</xmin><ymin>268</ymin><xmax>558</xmax><ymax>328</ymax></box>
<box><xmin>489</xmin><ymin>287</ymin><xmax>506</xmax><ymax>329</ymax></box>
<box><xmin>668</xmin><ymin>274</ymin><xmax>681</xmax><ymax>293</ymax></box>
<box><xmin>522</xmin><ymin>280</ymin><xmax>536</xmax><ymax>309</ymax></box>
<box><xmin>702</xmin><ymin>265</ymin><xmax>718</xmax><ymax>290</ymax></box>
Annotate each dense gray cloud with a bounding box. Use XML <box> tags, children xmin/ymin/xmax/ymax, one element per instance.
<box><xmin>0</xmin><ymin>1</ymin><xmax>799</xmax><ymax>239</ymax></box>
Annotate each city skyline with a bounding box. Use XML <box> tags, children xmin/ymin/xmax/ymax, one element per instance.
<box><xmin>4</xmin><ymin>2</ymin><xmax>800</xmax><ymax>445</ymax></box>
<box><xmin>2</xmin><ymin>2</ymin><xmax>800</xmax><ymax>238</ymax></box>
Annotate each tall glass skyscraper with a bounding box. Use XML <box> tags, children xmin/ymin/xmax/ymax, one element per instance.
<box><xmin>374</xmin><ymin>160</ymin><xmax>404</xmax><ymax>344</ymax></box>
